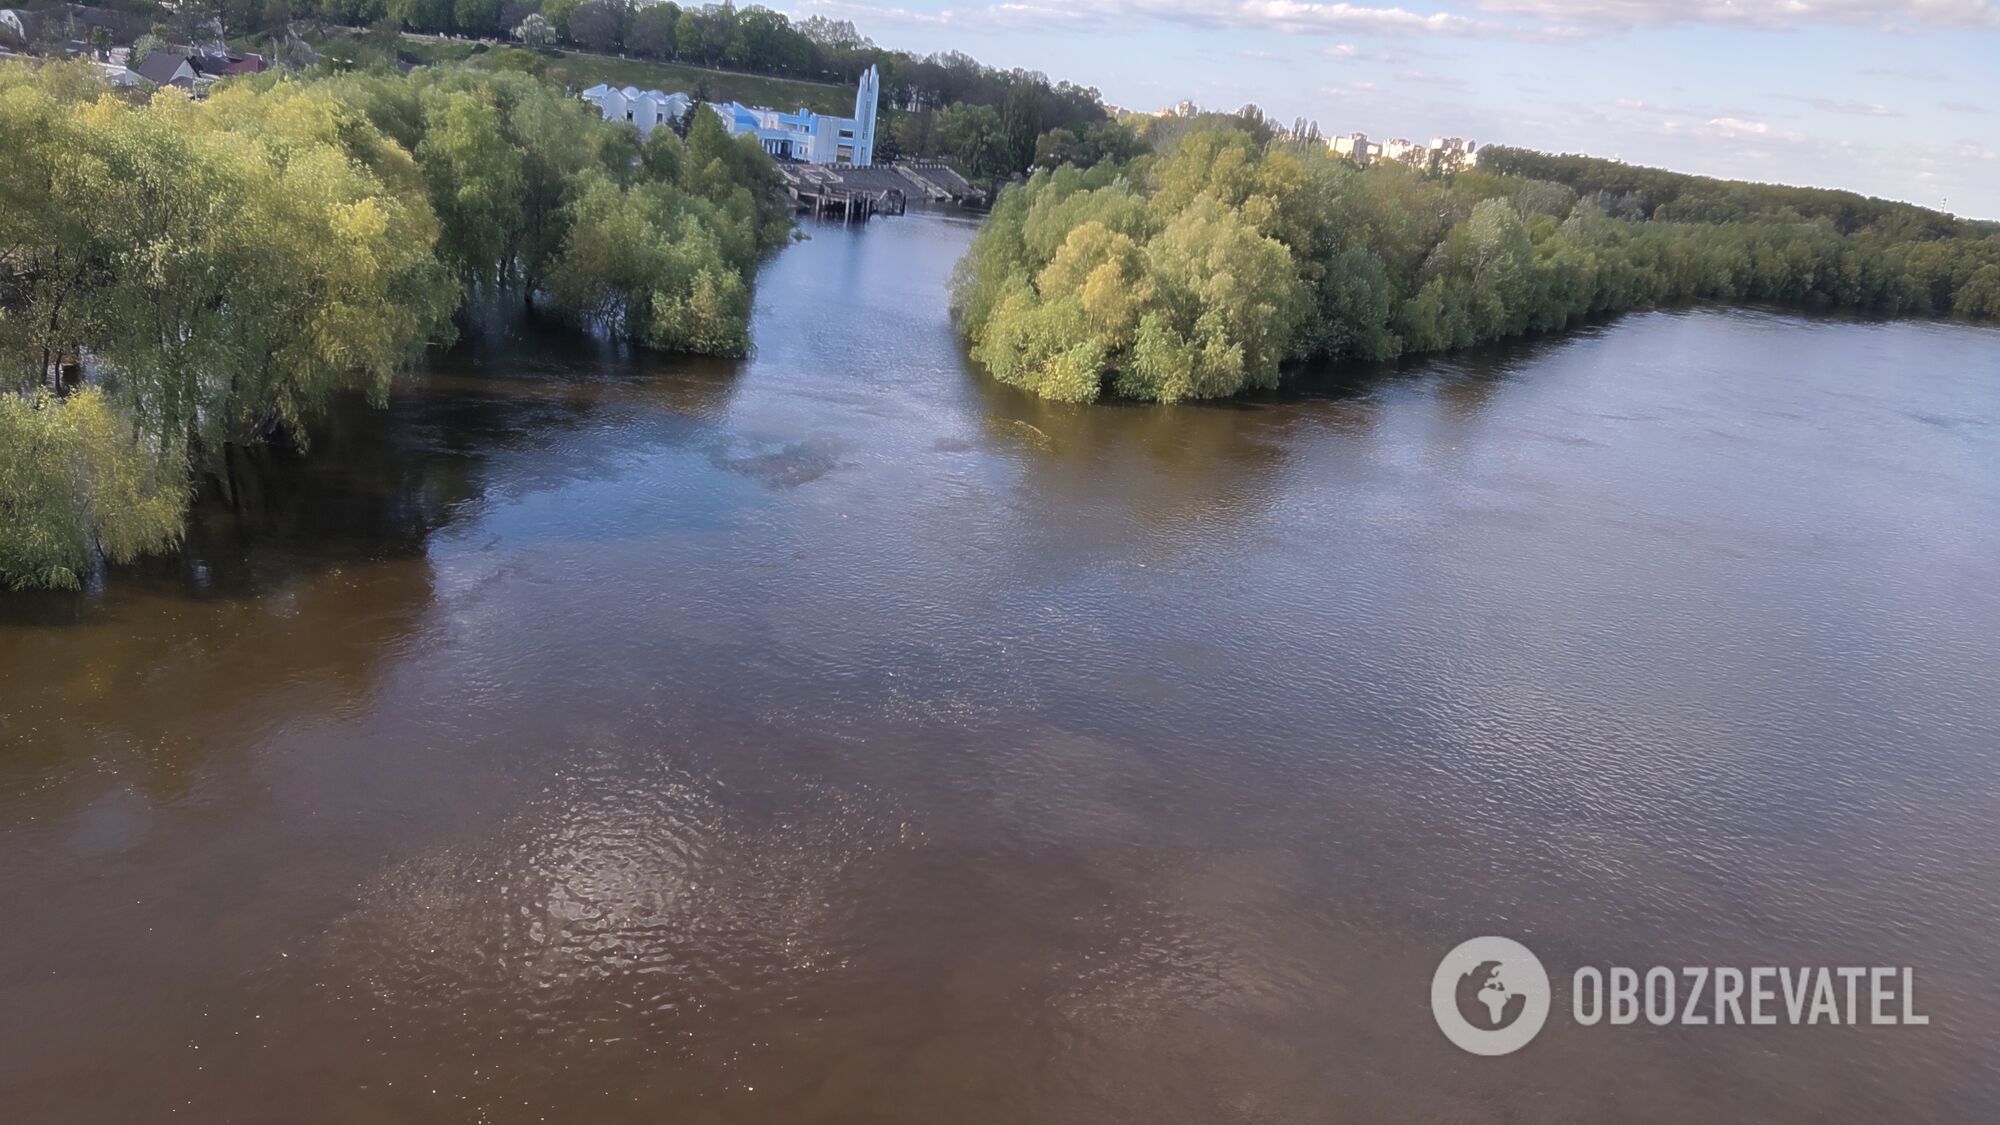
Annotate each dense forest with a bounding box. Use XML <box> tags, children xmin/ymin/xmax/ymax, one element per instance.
<box><xmin>0</xmin><ymin>58</ymin><xmax>789</xmax><ymax>589</ymax></box>
<box><xmin>1475</xmin><ymin>146</ymin><xmax>1997</xmax><ymax>241</ymax></box>
<box><xmin>953</xmin><ymin>120</ymin><xmax>2000</xmax><ymax>404</ymax></box>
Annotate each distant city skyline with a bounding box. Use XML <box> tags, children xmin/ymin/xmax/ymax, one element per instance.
<box><xmin>783</xmin><ymin>0</ymin><xmax>2000</xmax><ymax>219</ymax></box>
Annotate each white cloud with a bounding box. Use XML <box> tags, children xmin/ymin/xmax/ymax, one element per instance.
<box><xmin>1705</xmin><ymin>115</ymin><xmax>1773</xmax><ymax>136</ymax></box>
<box><xmin>794</xmin><ymin>0</ymin><xmax>2000</xmax><ymax>38</ymax></box>
<box><xmin>1231</xmin><ymin>1</ymin><xmax>1501</xmax><ymax>36</ymax></box>
<box><xmin>1470</xmin><ymin>0</ymin><xmax>2000</xmax><ymax>31</ymax></box>
<box><xmin>1860</xmin><ymin>65</ymin><xmax>1947</xmax><ymax>80</ymax></box>
<box><xmin>1774</xmin><ymin>94</ymin><xmax>1906</xmax><ymax>116</ymax></box>
<box><xmin>1612</xmin><ymin>97</ymin><xmax>1772</xmax><ymax>122</ymax></box>
<box><xmin>792</xmin><ymin>0</ymin><xmax>1581</xmax><ymax>40</ymax></box>
<box><xmin>1325</xmin><ymin>41</ymin><xmax>1408</xmax><ymax>60</ymax></box>
<box><xmin>1398</xmin><ymin>68</ymin><xmax>1469</xmax><ymax>89</ymax></box>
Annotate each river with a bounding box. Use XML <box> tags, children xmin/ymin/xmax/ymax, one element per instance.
<box><xmin>2</xmin><ymin>206</ymin><xmax>1997</xmax><ymax>1122</ymax></box>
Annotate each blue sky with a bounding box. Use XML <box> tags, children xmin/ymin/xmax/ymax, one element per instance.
<box><xmin>782</xmin><ymin>1</ymin><xmax>2000</xmax><ymax>219</ymax></box>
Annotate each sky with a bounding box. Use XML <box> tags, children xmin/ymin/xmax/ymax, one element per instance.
<box><xmin>777</xmin><ymin>0</ymin><xmax>2000</xmax><ymax>219</ymax></box>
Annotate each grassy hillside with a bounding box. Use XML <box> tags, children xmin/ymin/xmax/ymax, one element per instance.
<box><xmin>540</xmin><ymin>53</ymin><xmax>853</xmax><ymax>114</ymax></box>
<box><xmin>393</xmin><ymin>35</ymin><xmax>856</xmax><ymax>115</ymax></box>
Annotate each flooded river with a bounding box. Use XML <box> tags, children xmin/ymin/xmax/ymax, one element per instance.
<box><xmin>2</xmin><ymin>207</ymin><xmax>1998</xmax><ymax>1122</ymax></box>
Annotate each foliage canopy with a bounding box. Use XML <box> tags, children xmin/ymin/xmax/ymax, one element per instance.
<box><xmin>0</xmin><ymin>59</ymin><xmax>788</xmax><ymax>587</ymax></box>
<box><xmin>953</xmin><ymin>128</ymin><xmax>2000</xmax><ymax>403</ymax></box>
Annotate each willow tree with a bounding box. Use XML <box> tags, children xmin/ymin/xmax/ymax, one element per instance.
<box><xmin>1</xmin><ymin>60</ymin><xmax>793</xmax><ymax>588</ymax></box>
<box><xmin>955</xmin><ymin>151</ymin><xmax>1301</xmax><ymax>403</ymax></box>
<box><xmin>0</xmin><ymin>63</ymin><xmax>454</xmax><ymax>587</ymax></box>
<box><xmin>0</xmin><ymin>389</ymin><xmax>186</xmax><ymax>590</ymax></box>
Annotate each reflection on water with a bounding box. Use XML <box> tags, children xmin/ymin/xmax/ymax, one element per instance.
<box><xmin>327</xmin><ymin>743</ymin><xmax>922</xmax><ymax>1047</ymax></box>
<box><xmin>2</xmin><ymin>206</ymin><xmax>1998</xmax><ymax>1123</ymax></box>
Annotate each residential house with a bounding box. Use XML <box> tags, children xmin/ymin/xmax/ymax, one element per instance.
<box><xmin>130</xmin><ymin>50</ymin><xmax>195</xmax><ymax>90</ymax></box>
<box><xmin>94</xmin><ymin>59</ymin><xmax>140</xmax><ymax>88</ymax></box>
<box><xmin>187</xmin><ymin>50</ymin><xmax>265</xmax><ymax>78</ymax></box>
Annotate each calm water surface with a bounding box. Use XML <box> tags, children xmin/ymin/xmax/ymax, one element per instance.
<box><xmin>3</xmin><ymin>208</ymin><xmax>1998</xmax><ymax>1122</ymax></box>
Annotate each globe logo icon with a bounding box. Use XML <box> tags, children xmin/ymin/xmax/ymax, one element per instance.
<box><xmin>1458</xmin><ymin>958</ymin><xmax>1531</xmax><ymax>1031</ymax></box>
<box><xmin>1431</xmin><ymin>937</ymin><xmax>1551</xmax><ymax>1055</ymax></box>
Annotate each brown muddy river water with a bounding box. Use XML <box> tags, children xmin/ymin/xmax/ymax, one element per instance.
<box><xmin>3</xmin><ymin>207</ymin><xmax>1999</xmax><ymax>1122</ymax></box>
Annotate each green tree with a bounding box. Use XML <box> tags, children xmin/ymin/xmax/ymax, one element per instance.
<box><xmin>0</xmin><ymin>59</ymin><xmax>788</xmax><ymax>588</ymax></box>
<box><xmin>416</xmin><ymin>87</ymin><xmax>527</xmax><ymax>286</ymax></box>
<box><xmin>387</xmin><ymin>0</ymin><xmax>454</xmax><ymax>32</ymax></box>
<box><xmin>954</xmin><ymin>122</ymin><xmax>1998</xmax><ymax>405</ymax></box>
<box><xmin>673</xmin><ymin>6</ymin><xmax>712</xmax><ymax>63</ymax></box>
<box><xmin>1956</xmin><ymin>263</ymin><xmax>2000</xmax><ymax>319</ymax></box>
<box><xmin>934</xmin><ymin>102</ymin><xmax>1006</xmax><ymax>178</ymax></box>
<box><xmin>541</xmin><ymin>0</ymin><xmax>583</xmax><ymax>38</ymax></box>
<box><xmin>568</xmin><ymin>0</ymin><xmax>626</xmax><ymax>52</ymax></box>
<box><xmin>999</xmin><ymin>82</ymin><xmax>1042</xmax><ymax>175</ymax></box>
<box><xmin>628</xmin><ymin>1</ymin><xmax>678</xmax><ymax>57</ymax></box>
<box><xmin>0</xmin><ymin>389</ymin><xmax>188</xmax><ymax>590</ymax></box>
<box><xmin>454</xmin><ymin>0</ymin><xmax>504</xmax><ymax>37</ymax></box>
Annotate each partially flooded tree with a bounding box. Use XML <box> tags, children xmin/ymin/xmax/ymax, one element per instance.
<box><xmin>954</xmin><ymin>121</ymin><xmax>2000</xmax><ymax>404</ymax></box>
<box><xmin>0</xmin><ymin>60</ymin><xmax>789</xmax><ymax>588</ymax></box>
<box><xmin>0</xmin><ymin>389</ymin><xmax>187</xmax><ymax>590</ymax></box>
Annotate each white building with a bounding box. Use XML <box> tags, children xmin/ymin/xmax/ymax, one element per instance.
<box><xmin>1381</xmin><ymin>137</ymin><xmax>1422</xmax><ymax>162</ymax></box>
<box><xmin>582</xmin><ymin>68</ymin><xmax>881</xmax><ymax>166</ymax></box>
<box><xmin>1329</xmin><ymin>130</ymin><xmax>1477</xmax><ymax>169</ymax></box>
<box><xmin>580</xmin><ymin>84</ymin><xmax>693</xmax><ymax>139</ymax></box>
<box><xmin>708</xmin><ymin>65</ymin><xmax>880</xmax><ymax>165</ymax></box>
<box><xmin>1429</xmin><ymin>136</ymin><xmax>1478</xmax><ymax>170</ymax></box>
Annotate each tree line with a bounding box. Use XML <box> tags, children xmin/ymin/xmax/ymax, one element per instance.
<box><xmin>952</xmin><ymin>122</ymin><xmax>2000</xmax><ymax>404</ymax></box>
<box><xmin>1475</xmin><ymin>146</ymin><xmax>1996</xmax><ymax>241</ymax></box>
<box><xmin>21</xmin><ymin>1</ymin><xmax>1137</xmax><ymax>180</ymax></box>
<box><xmin>0</xmin><ymin>59</ymin><xmax>790</xmax><ymax>589</ymax></box>
<box><xmin>257</xmin><ymin>0</ymin><xmax>1126</xmax><ymax>175</ymax></box>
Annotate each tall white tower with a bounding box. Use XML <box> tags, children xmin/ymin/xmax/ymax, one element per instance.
<box><xmin>852</xmin><ymin>65</ymin><xmax>880</xmax><ymax>167</ymax></box>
